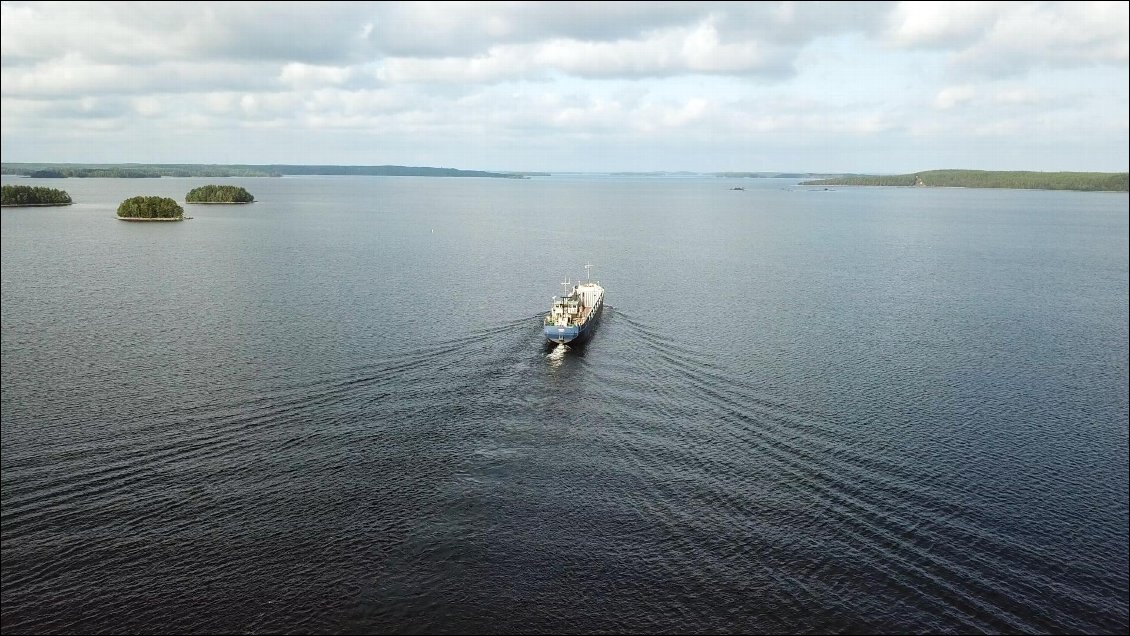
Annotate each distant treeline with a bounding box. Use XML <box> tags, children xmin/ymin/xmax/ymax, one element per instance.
<box><xmin>1</xmin><ymin>184</ymin><xmax>72</xmax><ymax>206</ymax></box>
<box><xmin>3</xmin><ymin>164</ymin><xmax>277</xmax><ymax>178</ymax></box>
<box><xmin>2</xmin><ymin>163</ymin><xmax>525</xmax><ymax>179</ymax></box>
<box><xmin>26</xmin><ymin>168</ymin><xmax>160</xmax><ymax>178</ymax></box>
<box><xmin>186</xmin><ymin>185</ymin><xmax>254</xmax><ymax>203</ymax></box>
<box><xmin>117</xmin><ymin>196</ymin><xmax>184</xmax><ymax>219</ymax></box>
<box><xmin>801</xmin><ymin>170</ymin><xmax>1129</xmax><ymax>192</ymax></box>
<box><xmin>715</xmin><ymin>172</ymin><xmax>837</xmax><ymax>179</ymax></box>
<box><xmin>603</xmin><ymin>171</ymin><xmax>837</xmax><ymax>178</ymax></box>
<box><xmin>258</xmin><ymin>165</ymin><xmax>524</xmax><ymax>178</ymax></box>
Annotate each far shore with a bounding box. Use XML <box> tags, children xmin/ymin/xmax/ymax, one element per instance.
<box><xmin>116</xmin><ymin>216</ymin><xmax>186</xmax><ymax>222</ymax></box>
<box><xmin>1</xmin><ymin>202</ymin><xmax>73</xmax><ymax>207</ymax></box>
<box><xmin>800</xmin><ymin>169</ymin><xmax>1127</xmax><ymax>192</ymax></box>
<box><xmin>185</xmin><ymin>201</ymin><xmax>253</xmax><ymax>204</ymax></box>
<box><xmin>800</xmin><ymin>184</ymin><xmax>1129</xmax><ymax>194</ymax></box>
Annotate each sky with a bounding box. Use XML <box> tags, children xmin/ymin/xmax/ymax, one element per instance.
<box><xmin>1</xmin><ymin>1</ymin><xmax>1127</xmax><ymax>173</ymax></box>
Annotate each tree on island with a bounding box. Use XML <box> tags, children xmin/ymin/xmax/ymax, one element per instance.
<box><xmin>185</xmin><ymin>185</ymin><xmax>255</xmax><ymax>203</ymax></box>
<box><xmin>1</xmin><ymin>184</ymin><xmax>72</xmax><ymax>206</ymax></box>
<box><xmin>117</xmin><ymin>196</ymin><xmax>184</xmax><ymax>220</ymax></box>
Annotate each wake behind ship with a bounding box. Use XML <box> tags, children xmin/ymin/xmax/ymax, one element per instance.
<box><xmin>544</xmin><ymin>265</ymin><xmax>604</xmax><ymax>345</ymax></box>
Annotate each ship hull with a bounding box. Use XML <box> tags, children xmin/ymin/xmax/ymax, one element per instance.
<box><xmin>544</xmin><ymin>299</ymin><xmax>603</xmax><ymax>344</ymax></box>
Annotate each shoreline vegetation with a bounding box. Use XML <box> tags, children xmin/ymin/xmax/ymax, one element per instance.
<box><xmin>1</xmin><ymin>163</ymin><xmax>528</xmax><ymax>179</ymax></box>
<box><xmin>1</xmin><ymin>184</ymin><xmax>73</xmax><ymax>206</ymax></box>
<box><xmin>800</xmin><ymin>169</ymin><xmax>1128</xmax><ymax>192</ymax></box>
<box><xmin>186</xmin><ymin>185</ymin><xmax>254</xmax><ymax>203</ymax></box>
<box><xmin>117</xmin><ymin>196</ymin><xmax>184</xmax><ymax>221</ymax></box>
<box><xmin>2</xmin><ymin>164</ymin><xmax>1125</xmax><ymax>192</ymax></box>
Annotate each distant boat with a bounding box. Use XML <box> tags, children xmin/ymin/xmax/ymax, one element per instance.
<box><xmin>730</xmin><ymin>186</ymin><xmax>745</xmax><ymax>190</ymax></box>
<box><xmin>544</xmin><ymin>265</ymin><xmax>605</xmax><ymax>345</ymax></box>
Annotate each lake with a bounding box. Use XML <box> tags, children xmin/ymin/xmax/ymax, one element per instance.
<box><xmin>2</xmin><ymin>175</ymin><xmax>1127</xmax><ymax>633</ymax></box>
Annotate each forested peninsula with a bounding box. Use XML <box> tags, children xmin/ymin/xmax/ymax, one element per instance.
<box><xmin>1</xmin><ymin>184</ymin><xmax>72</xmax><ymax>206</ymax></box>
<box><xmin>186</xmin><ymin>185</ymin><xmax>254</xmax><ymax>203</ymax></box>
<box><xmin>801</xmin><ymin>170</ymin><xmax>1128</xmax><ymax>192</ymax></box>
<box><xmin>1</xmin><ymin>163</ymin><xmax>526</xmax><ymax>179</ymax></box>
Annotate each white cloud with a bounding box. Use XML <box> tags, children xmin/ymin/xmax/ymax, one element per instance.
<box><xmin>278</xmin><ymin>63</ymin><xmax>355</xmax><ymax>90</ymax></box>
<box><xmin>0</xmin><ymin>2</ymin><xmax>375</xmax><ymax>65</ymax></box>
<box><xmin>0</xmin><ymin>2</ymin><xmax>1125</xmax><ymax>171</ymax></box>
<box><xmin>957</xmin><ymin>1</ymin><xmax>1128</xmax><ymax>72</ymax></box>
<box><xmin>886</xmin><ymin>1</ymin><xmax>1002</xmax><ymax>48</ymax></box>
<box><xmin>0</xmin><ymin>55</ymin><xmax>278</xmax><ymax>98</ymax></box>
<box><xmin>132</xmin><ymin>97</ymin><xmax>164</xmax><ymax>118</ymax></box>
<box><xmin>934</xmin><ymin>85</ymin><xmax>976</xmax><ymax>110</ymax></box>
<box><xmin>378</xmin><ymin>53</ymin><xmax>533</xmax><ymax>85</ymax></box>
<box><xmin>991</xmin><ymin>88</ymin><xmax>1040</xmax><ymax>105</ymax></box>
<box><xmin>887</xmin><ymin>1</ymin><xmax>1129</xmax><ymax>76</ymax></box>
<box><xmin>380</xmin><ymin>19</ymin><xmax>792</xmax><ymax>85</ymax></box>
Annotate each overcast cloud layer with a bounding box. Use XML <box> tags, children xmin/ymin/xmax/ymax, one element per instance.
<box><xmin>1</xmin><ymin>1</ymin><xmax>1126</xmax><ymax>172</ymax></box>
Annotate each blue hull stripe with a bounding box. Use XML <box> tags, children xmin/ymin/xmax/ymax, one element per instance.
<box><xmin>544</xmin><ymin>303</ymin><xmax>602</xmax><ymax>344</ymax></box>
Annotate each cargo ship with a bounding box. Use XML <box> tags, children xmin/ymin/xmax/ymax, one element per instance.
<box><xmin>544</xmin><ymin>265</ymin><xmax>604</xmax><ymax>345</ymax></box>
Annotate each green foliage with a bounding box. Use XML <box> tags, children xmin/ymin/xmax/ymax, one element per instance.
<box><xmin>713</xmin><ymin>172</ymin><xmax>820</xmax><ymax>178</ymax></box>
<box><xmin>257</xmin><ymin>164</ymin><xmax>523</xmax><ymax>178</ymax></box>
<box><xmin>78</xmin><ymin>168</ymin><xmax>159</xmax><ymax>178</ymax></box>
<box><xmin>1</xmin><ymin>163</ymin><xmax>521</xmax><ymax>179</ymax></box>
<box><xmin>116</xmin><ymin>196</ymin><xmax>184</xmax><ymax>219</ymax></box>
<box><xmin>164</xmin><ymin>168</ymin><xmax>279</xmax><ymax>177</ymax></box>
<box><xmin>23</xmin><ymin>167</ymin><xmax>159</xmax><ymax>178</ymax></box>
<box><xmin>1</xmin><ymin>184</ymin><xmax>72</xmax><ymax>205</ymax></box>
<box><xmin>185</xmin><ymin>185</ymin><xmax>254</xmax><ymax>203</ymax></box>
<box><xmin>801</xmin><ymin>170</ymin><xmax>1128</xmax><ymax>192</ymax></box>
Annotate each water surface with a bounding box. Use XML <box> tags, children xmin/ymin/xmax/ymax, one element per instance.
<box><xmin>2</xmin><ymin>175</ymin><xmax>1127</xmax><ymax>633</ymax></box>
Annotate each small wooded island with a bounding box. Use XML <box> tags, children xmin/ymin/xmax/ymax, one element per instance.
<box><xmin>117</xmin><ymin>196</ymin><xmax>184</xmax><ymax>221</ymax></box>
<box><xmin>186</xmin><ymin>185</ymin><xmax>254</xmax><ymax>203</ymax></box>
<box><xmin>1</xmin><ymin>184</ymin><xmax>73</xmax><ymax>206</ymax></box>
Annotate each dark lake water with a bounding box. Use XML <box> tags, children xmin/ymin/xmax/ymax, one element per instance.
<box><xmin>2</xmin><ymin>175</ymin><xmax>1127</xmax><ymax>634</ymax></box>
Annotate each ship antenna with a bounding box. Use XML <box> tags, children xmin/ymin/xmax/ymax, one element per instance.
<box><xmin>584</xmin><ymin>263</ymin><xmax>593</xmax><ymax>281</ymax></box>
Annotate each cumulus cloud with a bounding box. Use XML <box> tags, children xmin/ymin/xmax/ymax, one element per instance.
<box><xmin>362</xmin><ymin>1</ymin><xmax>709</xmax><ymax>57</ymax></box>
<box><xmin>0</xmin><ymin>1</ymin><xmax>1125</xmax><ymax>170</ymax></box>
<box><xmin>1</xmin><ymin>0</ymin><xmax>890</xmax><ymax>94</ymax></box>
<box><xmin>6</xmin><ymin>1</ymin><xmax>1123</xmax><ymax>95</ymax></box>
<box><xmin>934</xmin><ymin>85</ymin><xmax>976</xmax><ymax>110</ymax></box>
<box><xmin>0</xmin><ymin>2</ymin><xmax>376</xmax><ymax>65</ymax></box>
<box><xmin>887</xmin><ymin>1</ymin><xmax>1129</xmax><ymax>75</ymax></box>
<box><xmin>379</xmin><ymin>20</ymin><xmax>786</xmax><ymax>85</ymax></box>
<box><xmin>278</xmin><ymin>63</ymin><xmax>357</xmax><ymax>90</ymax></box>
<box><xmin>0</xmin><ymin>55</ymin><xmax>280</xmax><ymax>98</ymax></box>
<box><xmin>375</xmin><ymin>3</ymin><xmax>895</xmax><ymax>83</ymax></box>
